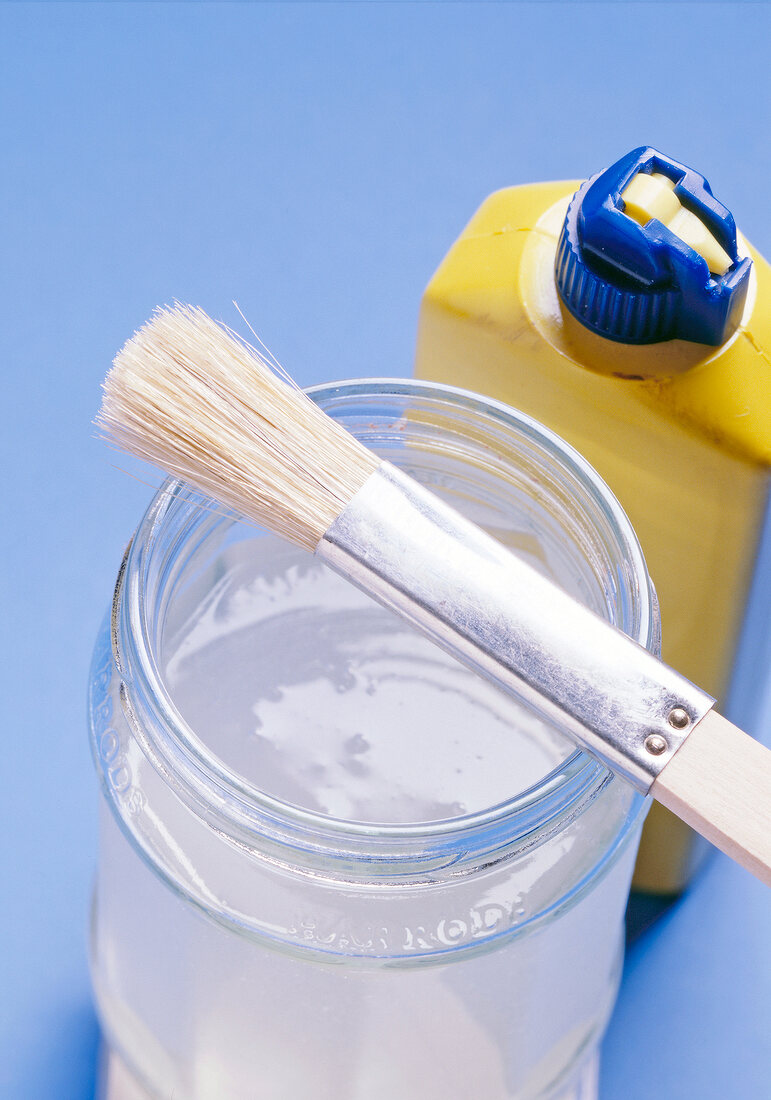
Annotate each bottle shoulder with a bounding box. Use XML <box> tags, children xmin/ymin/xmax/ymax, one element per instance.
<box><xmin>422</xmin><ymin>186</ymin><xmax>771</xmax><ymax>466</ymax></box>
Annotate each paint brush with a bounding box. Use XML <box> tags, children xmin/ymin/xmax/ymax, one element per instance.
<box><xmin>97</xmin><ymin>305</ymin><xmax>771</xmax><ymax>885</ymax></box>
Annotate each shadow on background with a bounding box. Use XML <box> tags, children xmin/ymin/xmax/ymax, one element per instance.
<box><xmin>624</xmin><ymin>889</ymin><xmax>682</xmax><ymax>942</ymax></box>
<box><xmin>32</xmin><ymin>1001</ymin><xmax>101</xmax><ymax>1100</ymax></box>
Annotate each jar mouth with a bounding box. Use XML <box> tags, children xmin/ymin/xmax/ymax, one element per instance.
<box><xmin>116</xmin><ymin>378</ymin><xmax>654</xmax><ymax>875</ymax></box>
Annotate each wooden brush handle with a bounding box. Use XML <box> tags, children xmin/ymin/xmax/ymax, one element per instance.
<box><xmin>651</xmin><ymin>710</ymin><xmax>771</xmax><ymax>886</ymax></box>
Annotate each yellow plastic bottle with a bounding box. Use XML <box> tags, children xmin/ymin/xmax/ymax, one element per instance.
<box><xmin>415</xmin><ymin>146</ymin><xmax>771</xmax><ymax>897</ymax></box>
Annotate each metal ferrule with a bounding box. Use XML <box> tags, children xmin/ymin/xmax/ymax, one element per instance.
<box><xmin>317</xmin><ymin>462</ymin><xmax>715</xmax><ymax>794</ymax></box>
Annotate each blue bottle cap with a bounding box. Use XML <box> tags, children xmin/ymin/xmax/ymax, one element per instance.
<box><xmin>555</xmin><ymin>147</ymin><xmax>752</xmax><ymax>346</ymax></box>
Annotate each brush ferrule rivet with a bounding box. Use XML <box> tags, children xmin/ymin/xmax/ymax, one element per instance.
<box><xmin>644</xmin><ymin>733</ymin><xmax>668</xmax><ymax>756</ymax></box>
<box><xmin>668</xmin><ymin>707</ymin><xmax>691</xmax><ymax>731</ymax></box>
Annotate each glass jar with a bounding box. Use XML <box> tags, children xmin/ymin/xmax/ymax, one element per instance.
<box><xmin>89</xmin><ymin>380</ymin><xmax>658</xmax><ymax>1100</ymax></box>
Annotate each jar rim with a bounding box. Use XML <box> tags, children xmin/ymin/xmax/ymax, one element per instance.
<box><xmin>115</xmin><ymin>378</ymin><xmax>653</xmax><ymax>875</ymax></box>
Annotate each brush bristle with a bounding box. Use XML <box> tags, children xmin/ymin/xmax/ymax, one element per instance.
<box><xmin>96</xmin><ymin>305</ymin><xmax>380</xmax><ymax>550</ymax></box>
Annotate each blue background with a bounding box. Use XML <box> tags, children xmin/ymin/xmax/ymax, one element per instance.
<box><xmin>1</xmin><ymin>3</ymin><xmax>770</xmax><ymax>1097</ymax></box>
